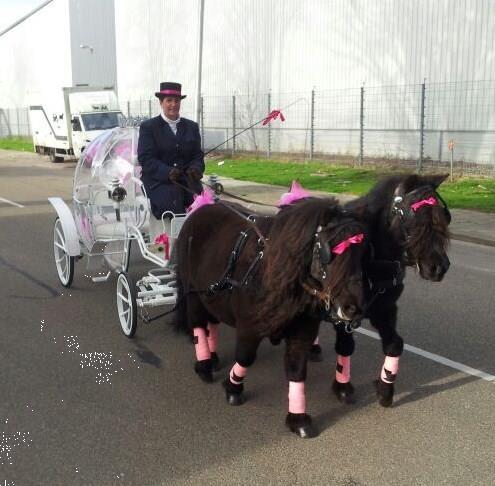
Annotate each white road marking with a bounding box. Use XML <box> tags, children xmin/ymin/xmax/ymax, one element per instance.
<box><xmin>356</xmin><ymin>327</ymin><xmax>495</xmax><ymax>382</ymax></box>
<box><xmin>0</xmin><ymin>197</ymin><xmax>24</xmax><ymax>208</ymax></box>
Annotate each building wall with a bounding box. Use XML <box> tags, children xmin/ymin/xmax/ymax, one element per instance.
<box><xmin>0</xmin><ymin>0</ymin><xmax>72</xmax><ymax>108</ymax></box>
<box><xmin>114</xmin><ymin>0</ymin><xmax>495</xmax><ymax>99</ymax></box>
<box><xmin>69</xmin><ymin>0</ymin><xmax>117</xmax><ymax>89</ymax></box>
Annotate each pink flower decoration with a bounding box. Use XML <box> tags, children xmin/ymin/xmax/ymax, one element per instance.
<box><xmin>277</xmin><ymin>180</ymin><xmax>310</xmax><ymax>207</ymax></box>
<box><xmin>187</xmin><ymin>188</ymin><xmax>215</xmax><ymax>215</ymax></box>
<box><xmin>154</xmin><ymin>233</ymin><xmax>170</xmax><ymax>259</ymax></box>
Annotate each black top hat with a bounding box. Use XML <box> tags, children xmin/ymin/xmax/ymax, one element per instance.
<box><xmin>155</xmin><ymin>82</ymin><xmax>186</xmax><ymax>99</ymax></box>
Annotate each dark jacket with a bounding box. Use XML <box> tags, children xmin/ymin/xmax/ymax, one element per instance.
<box><xmin>137</xmin><ymin>115</ymin><xmax>204</xmax><ymax>218</ymax></box>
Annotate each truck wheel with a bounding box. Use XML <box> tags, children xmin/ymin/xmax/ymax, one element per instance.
<box><xmin>49</xmin><ymin>150</ymin><xmax>64</xmax><ymax>163</ymax></box>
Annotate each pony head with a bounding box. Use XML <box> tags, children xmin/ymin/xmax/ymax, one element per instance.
<box><xmin>390</xmin><ymin>174</ymin><xmax>451</xmax><ymax>281</ymax></box>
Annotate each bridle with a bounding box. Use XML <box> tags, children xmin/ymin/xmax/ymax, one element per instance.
<box><xmin>390</xmin><ymin>184</ymin><xmax>451</xmax><ymax>266</ymax></box>
<box><xmin>302</xmin><ymin>219</ymin><xmax>365</xmax><ymax>322</ymax></box>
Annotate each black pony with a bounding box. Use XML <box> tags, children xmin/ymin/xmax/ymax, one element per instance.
<box><xmin>324</xmin><ymin>173</ymin><xmax>451</xmax><ymax>407</ymax></box>
<box><xmin>176</xmin><ymin>198</ymin><xmax>367</xmax><ymax>438</ymax></box>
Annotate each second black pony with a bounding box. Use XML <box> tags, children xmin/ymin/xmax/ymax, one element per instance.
<box><xmin>321</xmin><ymin>173</ymin><xmax>451</xmax><ymax>407</ymax></box>
<box><xmin>176</xmin><ymin>197</ymin><xmax>367</xmax><ymax>438</ymax></box>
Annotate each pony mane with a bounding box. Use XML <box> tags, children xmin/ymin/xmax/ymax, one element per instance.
<box><xmin>257</xmin><ymin>197</ymin><xmax>358</xmax><ymax>335</ymax></box>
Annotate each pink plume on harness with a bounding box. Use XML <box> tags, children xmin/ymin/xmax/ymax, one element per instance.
<box><xmin>262</xmin><ymin>109</ymin><xmax>285</xmax><ymax>126</ymax></box>
<box><xmin>335</xmin><ymin>355</ymin><xmax>351</xmax><ymax>383</ymax></box>
<box><xmin>288</xmin><ymin>381</ymin><xmax>306</xmax><ymax>414</ymax></box>
<box><xmin>332</xmin><ymin>233</ymin><xmax>364</xmax><ymax>255</ymax></box>
<box><xmin>277</xmin><ymin>180</ymin><xmax>310</xmax><ymax>207</ymax></box>
<box><xmin>381</xmin><ymin>356</ymin><xmax>400</xmax><ymax>384</ymax></box>
<box><xmin>187</xmin><ymin>188</ymin><xmax>215</xmax><ymax>215</ymax></box>
<box><xmin>193</xmin><ymin>328</ymin><xmax>211</xmax><ymax>361</ymax></box>
<box><xmin>154</xmin><ymin>233</ymin><xmax>170</xmax><ymax>259</ymax></box>
<box><xmin>410</xmin><ymin>197</ymin><xmax>437</xmax><ymax>212</ymax></box>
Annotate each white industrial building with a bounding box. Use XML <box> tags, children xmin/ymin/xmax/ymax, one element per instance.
<box><xmin>1</xmin><ymin>0</ymin><xmax>494</xmax><ymax>167</ymax></box>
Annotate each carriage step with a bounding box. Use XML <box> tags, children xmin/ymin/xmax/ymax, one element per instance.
<box><xmin>91</xmin><ymin>271</ymin><xmax>111</xmax><ymax>282</ymax></box>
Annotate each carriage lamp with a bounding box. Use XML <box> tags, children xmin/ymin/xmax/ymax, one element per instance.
<box><xmin>111</xmin><ymin>185</ymin><xmax>127</xmax><ymax>203</ymax></box>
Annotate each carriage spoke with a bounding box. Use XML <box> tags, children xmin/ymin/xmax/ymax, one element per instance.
<box><xmin>55</xmin><ymin>254</ymin><xmax>66</xmax><ymax>264</ymax></box>
<box><xmin>55</xmin><ymin>227</ymin><xmax>65</xmax><ymax>244</ymax></box>
<box><xmin>117</xmin><ymin>292</ymin><xmax>129</xmax><ymax>305</ymax></box>
<box><xmin>119</xmin><ymin>309</ymin><xmax>130</xmax><ymax>318</ymax></box>
<box><xmin>54</xmin><ymin>241</ymin><xmax>66</xmax><ymax>252</ymax></box>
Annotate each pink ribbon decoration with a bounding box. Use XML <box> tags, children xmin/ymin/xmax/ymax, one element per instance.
<box><xmin>410</xmin><ymin>197</ymin><xmax>438</xmax><ymax>212</ymax></box>
<box><xmin>277</xmin><ymin>180</ymin><xmax>310</xmax><ymax>207</ymax></box>
<box><xmin>186</xmin><ymin>188</ymin><xmax>215</xmax><ymax>215</ymax></box>
<box><xmin>154</xmin><ymin>233</ymin><xmax>170</xmax><ymax>259</ymax></box>
<box><xmin>331</xmin><ymin>233</ymin><xmax>365</xmax><ymax>255</ymax></box>
<box><xmin>262</xmin><ymin>109</ymin><xmax>286</xmax><ymax>126</ymax></box>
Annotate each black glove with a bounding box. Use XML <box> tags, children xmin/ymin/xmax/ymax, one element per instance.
<box><xmin>186</xmin><ymin>167</ymin><xmax>203</xmax><ymax>182</ymax></box>
<box><xmin>168</xmin><ymin>167</ymin><xmax>182</xmax><ymax>182</ymax></box>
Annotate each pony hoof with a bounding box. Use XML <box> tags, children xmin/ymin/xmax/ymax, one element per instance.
<box><xmin>285</xmin><ymin>413</ymin><xmax>318</xmax><ymax>439</ymax></box>
<box><xmin>211</xmin><ymin>352</ymin><xmax>221</xmax><ymax>371</ymax></box>
<box><xmin>332</xmin><ymin>380</ymin><xmax>355</xmax><ymax>404</ymax></box>
<box><xmin>374</xmin><ymin>379</ymin><xmax>394</xmax><ymax>407</ymax></box>
<box><xmin>194</xmin><ymin>359</ymin><xmax>213</xmax><ymax>383</ymax></box>
<box><xmin>226</xmin><ymin>392</ymin><xmax>245</xmax><ymax>406</ymax></box>
<box><xmin>223</xmin><ymin>379</ymin><xmax>244</xmax><ymax>406</ymax></box>
<box><xmin>308</xmin><ymin>344</ymin><xmax>323</xmax><ymax>362</ymax></box>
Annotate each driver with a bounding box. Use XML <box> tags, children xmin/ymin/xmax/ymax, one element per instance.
<box><xmin>137</xmin><ymin>81</ymin><xmax>204</xmax><ymax>221</ymax></box>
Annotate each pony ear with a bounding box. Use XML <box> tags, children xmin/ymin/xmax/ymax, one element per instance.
<box><xmin>421</xmin><ymin>173</ymin><xmax>449</xmax><ymax>188</ymax></box>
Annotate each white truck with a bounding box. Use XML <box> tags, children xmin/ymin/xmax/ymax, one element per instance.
<box><xmin>30</xmin><ymin>86</ymin><xmax>123</xmax><ymax>162</ymax></box>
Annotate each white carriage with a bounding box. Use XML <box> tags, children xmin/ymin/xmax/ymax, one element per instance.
<box><xmin>49</xmin><ymin>127</ymin><xmax>186</xmax><ymax>337</ymax></box>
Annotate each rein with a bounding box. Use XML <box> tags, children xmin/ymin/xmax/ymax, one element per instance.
<box><xmin>173</xmin><ymin>180</ymin><xmax>269</xmax><ymax>244</ymax></box>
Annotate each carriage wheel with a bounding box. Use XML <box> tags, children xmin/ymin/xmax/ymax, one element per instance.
<box><xmin>53</xmin><ymin>217</ymin><xmax>75</xmax><ymax>287</ymax></box>
<box><xmin>212</xmin><ymin>182</ymin><xmax>224</xmax><ymax>195</ymax></box>
<box><xmin>116</xmin><ymin>272</ymin><xmax>137</xmax><ymax>338</ymax></box>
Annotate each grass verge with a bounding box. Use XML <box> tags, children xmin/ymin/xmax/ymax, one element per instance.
<box><xmin>205</xmin><ymin>157</ymin><xmax>495</xmax><ymax>212</ymax></box>
<box><xmin>0</xmin><ymin>137</ymin><xmax>34</xmax><ymax>152</ymax></box>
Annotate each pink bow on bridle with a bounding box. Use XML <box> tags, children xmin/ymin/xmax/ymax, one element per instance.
<box><xmin>332</xmin><ymin>233</ymin><xmax>365</xmax><ymax>255</ymax></box>
<box><xmin>262</xmin><ymin>109</ymin><xmax>285</xmax><ymax>125</ymax></box>
<box><xmin>410</xmin><ymin>197</ymin><xmax>437</xmax><ymax>212</ymax></box>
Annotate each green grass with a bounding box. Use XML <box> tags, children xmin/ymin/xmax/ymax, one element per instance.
<box><xmin>206</xmin><ymin>157</ymin><xmax>495</xmax><ymax>212</ymax></box>
<box><xmin>0</xmin><ymin>137</ymin><xmax>34</xmax><ymax>152</ymax></box>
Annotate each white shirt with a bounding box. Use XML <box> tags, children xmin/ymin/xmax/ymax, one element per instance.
<box><xmin>160</xmin><ymin>112</ymin><xmax>181</xmax><ymax>135</ymax></box>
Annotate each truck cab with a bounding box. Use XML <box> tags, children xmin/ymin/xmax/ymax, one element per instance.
<box><xmin>30</xmin><ymin>86</ymin><xmax>123</xmax><ymax>162</ymax></box>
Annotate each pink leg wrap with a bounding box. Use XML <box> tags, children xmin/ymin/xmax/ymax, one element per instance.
<box><xmin>335</xmin><ymin>355</ymin><xmax>351</xmax><ymax>383</ymax></box>
<box><xmin>229</xmin><ymin>363</ymin><xmax>247</xmax><ymax>385</ymax></box>
<box><xmin>381</xmin><ymin>356</ymin><xmax>400</xmax><ymax>383</ymax></box>
<box><xmin>207</xmin><ymin>323</ymin><xmax>219</xmax><ymax>353</ymax></box>
<box><xmin>193</xmin><ymin>327</ymin><xmax>210</xmax><ymax>361</ymax></box>
<box><xmin>313</xmin><ymin>336</ymin><xmax>320</xmax><ymax>345</ymax></box>
<box><xmin>288</xmin><ymin>381</ymin><xmax>306</xmax><ymax>414</ymax></box>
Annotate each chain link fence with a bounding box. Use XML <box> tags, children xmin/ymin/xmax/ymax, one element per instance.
<box><xmin>2</xmin><ymin>80</ymin><xmax>495</xmax><ymax>175</ymax></box>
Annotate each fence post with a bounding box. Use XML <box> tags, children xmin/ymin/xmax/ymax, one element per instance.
<box><xmin>267</xmin><ymin>91</ymin><xmax>271</xmax><ymax>158</ymax></box>
<box><xmin>148</xmin><ymin>99</ymin><xmax>152</xmax><ymax>119</ymax></box>
<box><xmin>127</xmin><ymin>101</ymin><xmax>131</xmax><ymax>119</ymax></box>
<box><xmin>418</xmin><ymin>80</ymin><xmax>426</xmax><ymax>172</ymax></box>
<box><xmin>16</xmin><ymin>108</ymin><xmax>20</xmax><ymax>137</ymax></box>
<box><xmin>27</xmin><ymin>107</ymin><xmax>31</xmax><ymax>136</ymax></box>
<box><xmin>310</xmin><ymin>88</ymin><xmax>315</xmax><ymax>159</ymax></box>
<box><xmin>200</xmin><ymin>95</ymin><xmax>205</xmax><ymax>151</ymax></box>
<box><xmin>359</xmin><ymin>85</ymin><xmax>364</xmax><ymax>165</ymax></box>
<box><xmin>232</xmin><ymin>95</ymin><xmax>236</xmax><ymax>157</ymax></box>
